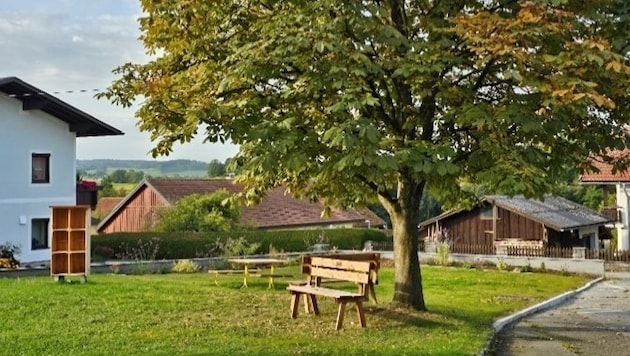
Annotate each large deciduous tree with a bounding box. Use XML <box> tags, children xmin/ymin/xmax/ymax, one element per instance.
<box><xmin>101</xmin><ymin>0</ymin><xmax>630</xmax><ymax>310</ymax></box>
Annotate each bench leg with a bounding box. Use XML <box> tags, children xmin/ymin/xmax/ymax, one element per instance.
<box><xmin>356</xmin><ymin>302</ymin><xmax>366</xmax><ymax>328</ymax></box>
<box><xmin>309</xmin><ymin>294</ymin><xmax>319</xmax><ymax>315</ymax></box>
<box><xmin>290</xmin><ymin>292</ymin><xmax>301</xmax><ymax>319</ymax></box>
<box><xmin>303</xmin><ymin>294</ymin><xmax>310</xmax><ymax>313</ymax></box>
<box><xmin>335</xmin><ymin>302</ymin><xmax>346</xmax><ymax>330</ymax></box>
<box><xmin>368</xmin><ymin>283</ymin><xmax>377</xmax><ymax>304</ymax></box>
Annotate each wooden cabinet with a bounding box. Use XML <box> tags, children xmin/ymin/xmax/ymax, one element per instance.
<box><xmin>50</xmin><ymin>206</ymin><xmax>90</xmax><ymax>282</ymax></box>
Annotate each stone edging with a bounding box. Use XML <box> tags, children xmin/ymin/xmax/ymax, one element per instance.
<box><xmin>478</xmin><ymin>276</ymin><xmax>604</xmax><ymax>356</ymax></box>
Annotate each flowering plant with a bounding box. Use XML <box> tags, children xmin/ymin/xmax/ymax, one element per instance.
<box><xmin>76</xmin><ymin>180</ymin><xmax>98</xmax><ymax>190</ymax></box>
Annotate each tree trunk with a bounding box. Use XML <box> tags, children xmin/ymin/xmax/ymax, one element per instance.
<box><xmin>379</xmin><ymin>178</ymin><xmax>426</xmax><ymax>310</ymax></box>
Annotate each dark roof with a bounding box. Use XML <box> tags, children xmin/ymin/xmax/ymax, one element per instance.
<box><xmin>0</xmin><ymin>76</ymin><xmax>123</xmax><ymax>137</ymax></box>
<box><xmin>99</xmin><ymin>178</ymin><xmax>380</xmax><ymax>230</ymax></box>
<box><xmin>580</xmin><ymin>149</ymin><xmax>630</xmax><ymax>183</ymax></box>
<box><xmin>420</xmin><ymin>195</ymin><xmax>612</xmax><ymax>232</ymax></box>
<box><xmin>487</xmin><ymin>195</ymin><xmax>612</xmax><ymax>231</ymax></box>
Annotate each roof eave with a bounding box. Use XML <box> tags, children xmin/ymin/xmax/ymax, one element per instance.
<box><xmin>0</xmin><ymin>76</ymin><xmax>123</xmax><ymax>137</ymax></box>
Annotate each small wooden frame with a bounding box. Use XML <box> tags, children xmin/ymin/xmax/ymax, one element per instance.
<box><xmin>287</xmin><ymin>257</ymin><xmax>375</xmax><ymax>330</ymax></box>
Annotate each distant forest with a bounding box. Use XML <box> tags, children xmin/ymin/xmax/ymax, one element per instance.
<box><xmin>77</xmin><ymin>159</ymin><xmax>209</xmax><ymax>177</ymax></box>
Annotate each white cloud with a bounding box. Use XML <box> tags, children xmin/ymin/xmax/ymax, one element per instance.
<box><xmin>0</xmin><ymin>1</ymin><xmax>238</xmax><ymax>162</ymax></box>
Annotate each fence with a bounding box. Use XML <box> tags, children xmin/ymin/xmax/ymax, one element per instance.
<box><xmin>371</xmin><ymin>241</ymin><xmax>630</xmax><ymax>262</ymax></box>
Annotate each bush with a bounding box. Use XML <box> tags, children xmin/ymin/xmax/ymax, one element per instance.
<box><xmin>171</xmin><ymin>259</ymin><xmax>200</xmax><ymax>273</ymax></box>
<box><xmin>436</xmin><ymin>242</ymin><xmax>450</xmax><ymax>266</ymax></box>
<box><xmin>496</xmin><ymin>258</ymin><xmax>508</xmax><ymax>271</ymax></box>
<box><xmin>91</xmin><ymin>228</ymin><xmax>389</xmax><ymax>261</ymax></box>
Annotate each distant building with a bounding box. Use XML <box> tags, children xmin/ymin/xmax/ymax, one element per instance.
<box><xmin>419</xmin><ymin>195</ymin><xmax>612</xmax><ymax>251</ymax></box>
<box><xmin>97</xmin><ymin>178</ymin><xmax>385</xmax><ymax>233</ymax></box>
<box><xmin>580</xmin><ymin>149</ymin><xmax>630</xmax><ymax>250</ymax></box>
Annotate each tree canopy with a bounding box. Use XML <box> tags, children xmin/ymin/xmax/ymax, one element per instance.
<box><xmin>102</xmin><ymin>0</ymin><xmax>630</xmax><ymax>310</ymax></box>
<box><xmin>156</xmin><ymin>191</ymin><xmax>241</xmax><ymax>233</ymax></box>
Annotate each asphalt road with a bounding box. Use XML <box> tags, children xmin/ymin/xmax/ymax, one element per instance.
<box><xmin>491</xmin><ymin>273</ymin><xmax>630</xmax><ymax>355</ymax></box>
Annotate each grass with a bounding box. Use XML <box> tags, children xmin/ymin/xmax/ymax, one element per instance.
<box><xmin>112</xmin><ymin>183</ymin><xmax>137</xmax><ymax>192</ymax></box>
<box><xmin>0</xmin><ymin>266</ymin><xmax>590</xmax><ymax>356</ymax></box>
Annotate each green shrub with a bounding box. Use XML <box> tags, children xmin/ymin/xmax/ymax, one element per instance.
<box><xmin>171</xmin><ymin>259</ymin><xmax>200</xmax><ymax>273</ymax></box>
<box><xmin>91</xmin><ymin>228</ymin><xmax>389</xmax><ymax>261</ymax></box>
<box><xmin>539</xmin><ymin>262</ymin><xmax>546</xmax><ymax>272</ymax></box>
<box><xmin>496</xmin><ymin>258</ymin><xmax>508</xmax><ymax>271</ymax></box>
<box><xmin>520</xmin><ymin>263</ymin><xmax>533</xmax><ymax>273</ymax></box>
<box><xmin>436</xmin><ymin>242</ymin><xmax>450</xmax><ymax>266</ymax></box>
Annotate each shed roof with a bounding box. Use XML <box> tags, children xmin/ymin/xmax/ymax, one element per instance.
<box><xmin>98</xmin><ymin>178</ymin><xmax>385</xmax><ymax>231</ymax></box>
<box><xmin>420</xmin><ymin>195</ymin><xmax>612</xmax><ymax>232</ymax></box>
<box><xmin>487</xmin><ymin>195</ymin><xmax>612</xmax><ymax>231</ymax></box>
<box><xmin>0</xmin><ymin>76</ymin><xmax>123</xmax><ymax>137</ymax></box>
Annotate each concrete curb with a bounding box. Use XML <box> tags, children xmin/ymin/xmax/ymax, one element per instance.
<box><xmin>479</xmin><ymin>276</ymin><xmax>604</xmax><ymax>355</ymax></box>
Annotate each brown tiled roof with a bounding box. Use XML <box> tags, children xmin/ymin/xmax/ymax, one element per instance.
<box><xmin>145</xmin><ymin>178</ymin><xmax>369</xmax><ymax>229</ymax></box>
<box><xmin>580</xmin><ymin>149</ymin><xmax>630</xmax><ymax>183</ymax></box>
<box><xmin>94</xmin><ymin>197</ymin><xmax>124</xmax><ymax>215</ymax></box>
<box><xmin>356</xmin><ymin>208</ymin><xmax>387</xmax><ymax>228</ymax></box>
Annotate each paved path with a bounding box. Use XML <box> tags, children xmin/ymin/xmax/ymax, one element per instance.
<box><xmin>492</xmin><ymin>273</ymin><xmax>630</xmax><ymax>355</ymax></box>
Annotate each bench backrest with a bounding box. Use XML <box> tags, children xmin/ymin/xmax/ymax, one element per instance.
<box><xmin>307</xmin><ymin>257</ymin><xmax>372</xmax><ymax>284</ymax></box>
<box><xmin>302</xmin><ymin>253</ymin><xmax>380</xmax><ymax>283</ymax></box>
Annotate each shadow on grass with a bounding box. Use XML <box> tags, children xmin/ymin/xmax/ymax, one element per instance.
<box><xmin>367</xmin><ymin>305</ymin><xmax>449</xmax><ymax>330</ymax></box>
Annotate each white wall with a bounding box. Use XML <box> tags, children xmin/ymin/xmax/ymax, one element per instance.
<box><xmin>422</xmin><ymin>252</ymin><xmax>606</xmax><ymax>276</ymax></box>
<box><xmin>0</xmin><ymin>96</ymin><xmax>76</xmax><ymax>262</ymax></box>
<box><xmin>617</xmin><ymin>184</ymin><xmax>630</xmax><ymax>251</ymax></box>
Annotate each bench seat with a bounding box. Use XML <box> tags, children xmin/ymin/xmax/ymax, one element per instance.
<box><xmin>288</xmin><ymin>285</ymin><xmax>365</xmax><ymax>300</ymax></box>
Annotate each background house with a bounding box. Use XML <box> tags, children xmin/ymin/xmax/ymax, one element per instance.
<box><xmin>419</xmin><ymin>195</ymin><xmax>612</xmax><ymax>251</ymax></box>
<box><xmin>97</xmin><ymin>178</ymin><xmax>385</xmax><ymax>233</ymax></box>
<box><xmin>580</xmin><ymin>149</ymin><xmax>630</xmax><ymax>251</ymax></box>
<box><xmin>0</xmin><ymin>77</ymin><xmax>122</xmax><ymax>263</ymax></box>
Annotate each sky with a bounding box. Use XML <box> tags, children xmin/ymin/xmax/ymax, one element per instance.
<box><xmin>0</xmin><ymin>0</ymin><xmax>238</xmax><ymax>162</ymax></box>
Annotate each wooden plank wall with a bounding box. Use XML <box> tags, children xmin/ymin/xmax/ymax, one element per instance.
<box><xmin>495</xmin><ymin>207</ymin><xmax>544</xmax><ymax>241</ymax></box>
<box><xmin>440</xmin><ymin>210</ymin><xmax>494</xmax><ymax>245</ymax></box>
<box><xmin>426</xmin><ymin>205</ymin><xmax>547</xmax><ymax>245</ymax></box>
<box><xmin>100</xmin><ymin>187</ymin><xmax>167</xmax><ymax>233</ymax></box>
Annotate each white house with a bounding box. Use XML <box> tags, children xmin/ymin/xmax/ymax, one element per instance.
<box><xmin>0</xmin><ymin>77</ymin><xmax>122</xmax><ymax>263</ymax></box>
<box><xmin>580</xmin><ymin>149</ymin><xmax>630</xmax><ymax>251</ymax></box>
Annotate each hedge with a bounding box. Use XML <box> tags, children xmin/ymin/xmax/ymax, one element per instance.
<box><xmin>91</xmin><ymin>228</ymin><xmax>390</xmax><ymax>261</ymax></box>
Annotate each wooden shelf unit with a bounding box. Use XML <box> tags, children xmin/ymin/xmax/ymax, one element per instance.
<box><xmin>50</xmin><ymin>205</ymin><xmax>90</xmax><ymax>282</ymax></box>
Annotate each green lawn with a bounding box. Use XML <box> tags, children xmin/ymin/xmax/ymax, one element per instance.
<box><xmin>0</xmin><ymin>266</ymin><xmax>590</xmax><ymax>356</ymax></box>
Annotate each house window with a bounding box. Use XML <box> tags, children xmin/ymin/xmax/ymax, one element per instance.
<box><xmin>32</xmin><ymin>153</ymin><xmax>50</xmax><ymax>183</ymax></box>
<box><xmin>481</xmin><ymin>206</ymin><xmax>494</xmax><ymax>220</ymax></box>
<box><xmin>31</xmin><ymin>218</ymin><xmax>49</xmax><ymax>250</ymax></box>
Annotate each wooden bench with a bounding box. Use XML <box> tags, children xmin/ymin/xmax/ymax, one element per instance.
<box><xmin>293</xmin><ymin>253</ymin><xmax>380</xmax><ymax>303</ymax></box>
<box><xmin>287</xmin><ymin>256</ymin><xmax>375</xmax><ymax>330</ymax></box>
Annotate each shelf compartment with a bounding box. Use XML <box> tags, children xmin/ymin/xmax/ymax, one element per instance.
<box><xmin>51</xmin><ymin>254</ymin><xmax>69</xmax><ymax>275</ymax></box>
<box><xmin>69</xmin><ymin>231</ymin><xmax>86</xmax><ymax>251</ymax></box>
<box><xmin>69</xmin><ymin>208</ymin><xmax>87</xmax><ymax>229</ymax></box>
<box><xmin>69</xmin><ymin>253</ymin><xmax>86</xmax><ymax>274</ymax></box>
<box><xmin>52</xmin><ymin>208</ymin><xmax>70</xmax><ymax>229</ymax></box>
<box><xmin>51</xmin><ymin>231</ymin><xmax>69</xmax><ymax>251</ymax></box>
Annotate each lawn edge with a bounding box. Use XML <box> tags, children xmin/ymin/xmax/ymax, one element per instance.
<box><xmin>478</xmin><ymin>276</ymin><xmax>604</xmax><ymax>356</ymax></box>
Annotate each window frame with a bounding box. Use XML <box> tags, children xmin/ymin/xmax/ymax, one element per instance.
<box><xmin>31</xmin><ymin>153</ymin><xmax>51</xmax><ymax>184</ymax></box>
<box><xmin>480</xmin><ymin>205</ymin><xmax>494</xmax><ymax>220</ymax></box>
<box><xmin>31</xmin><ymin>218</ymin><xmax>50</xmax><ymax>250</ymax></box>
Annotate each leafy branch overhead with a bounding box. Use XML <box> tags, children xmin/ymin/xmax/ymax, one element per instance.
<box><xmin>101</xmin><ymin>0</ymin><xmax>630</xmax><ymax>310</ymax></box>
